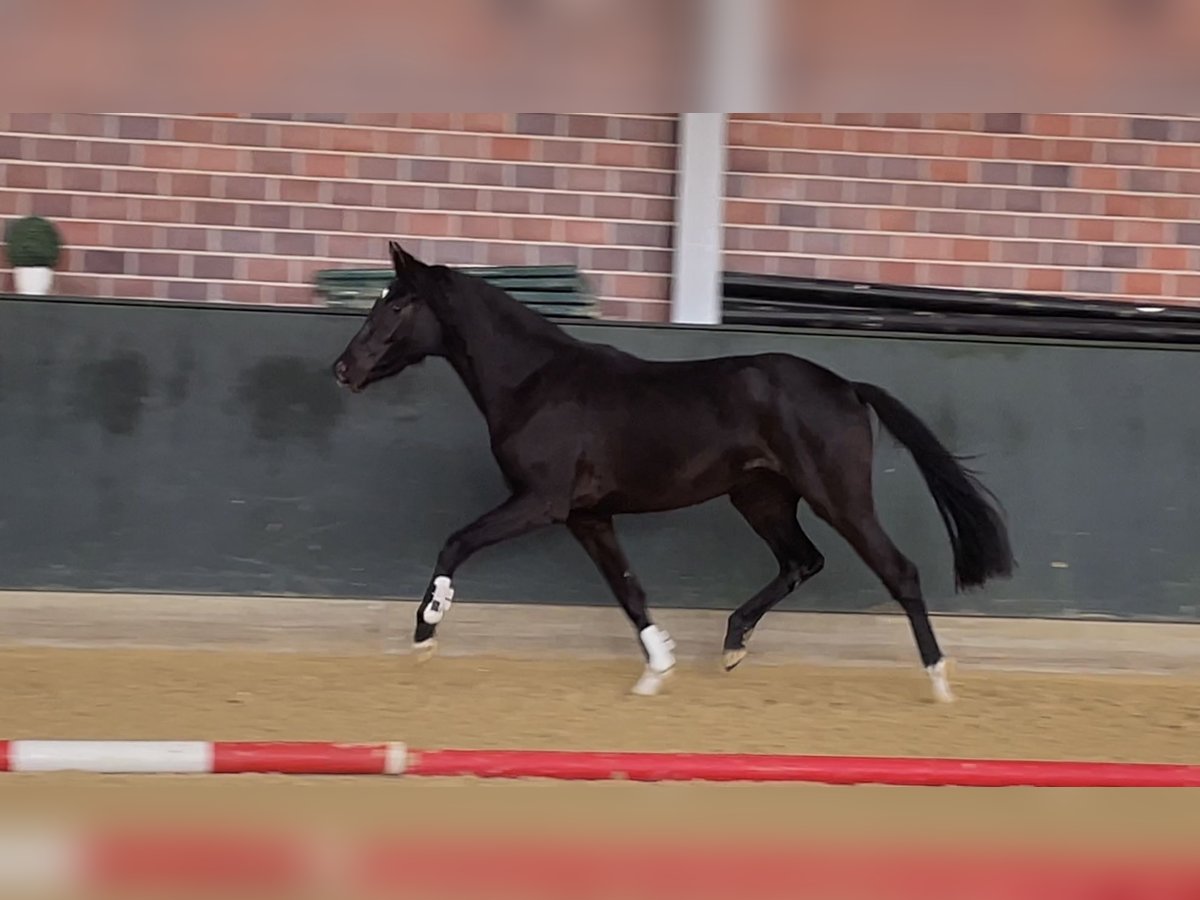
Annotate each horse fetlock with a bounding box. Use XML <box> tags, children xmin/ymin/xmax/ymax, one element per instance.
<box><xmin>926</xmin><ymin>658</ymin><xmax>955</xmax><ymax>704</ymax></box>
<box><xmin>639</xmin><ymin>624</ymin><xmax>675</xmax><ymax>674</ymax></box>
<box><xmin>422</xmin><ymin>575</ymin><xmax>454</xmax><ymax>625</ymax></box>
<box><xmin>412</xmin><ymin>637</ymin><xmax>438</xmax><ymax>662</ymax></box>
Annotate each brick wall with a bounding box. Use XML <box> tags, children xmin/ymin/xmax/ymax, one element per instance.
<box><xmin>6</xmin><ymin>112</ymin><xmax>1200</xmax><ymax>324</ymax></box>
<box><xmin>725</xmin><ymin>114</ymin><xmax>1200</xmax><ymax>305</ymax></box>
<box><xmin>0</xmin><ymin>113</ymin><xmax>677</xmax><ymax>321</ymax></box>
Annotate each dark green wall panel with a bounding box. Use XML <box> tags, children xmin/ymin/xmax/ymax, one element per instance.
<box><xmin>2</xmin><ymin>296</ymin><xmax>1199</xmax><ymax>621</ymax></box>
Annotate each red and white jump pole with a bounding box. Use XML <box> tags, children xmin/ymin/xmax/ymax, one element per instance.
<box><xmin>2</xmin><ymin>740</ymin><xmax>1200</xmax><ymax>787</ymax></box>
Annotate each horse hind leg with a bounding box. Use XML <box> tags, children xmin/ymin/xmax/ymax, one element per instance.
<box><xmin>724</xmin><ymin>475</ymin><xmax>825</xmax><ymax>671</ymax></box>
<box><xmin>807</xmin><ymin>472</ymin><xmax>954</xmax><ymax>703</ymax></box>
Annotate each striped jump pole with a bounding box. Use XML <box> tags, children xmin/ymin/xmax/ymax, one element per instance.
<box><xmin>2</xmin><ymin>740</ymin><xmax>1200</xmax><ymax>787</ymax></box>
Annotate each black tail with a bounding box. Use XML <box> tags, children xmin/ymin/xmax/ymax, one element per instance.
<box><xmin>854</xmin><ymin>382</ymin><xmax>1014</xmax><ymax>591</ymax></box>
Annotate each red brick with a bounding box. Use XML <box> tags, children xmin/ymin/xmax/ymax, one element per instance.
<box><xmin>511</xmin><ymin>218</ymin><xmax>556</xmax><ymax>242</ymax></box>
<box><xmin>411</xmin><ymin>113</ymin><xmax>454</xmax><ymax>129</ymax></box>
<box><xmin>88</xmin><ymin>141</ymin><xmax>131</xmax><ymax>166</ymax></box>
<box><xmin>563</xmin><ymin>220</ymin><xmax>608</xmax><ymax>244</ymax></box>
<box><xmin>116</xmin><ymin>170</ymin><xmax>161</xmax><ymax>195</ymax></box>
<box><xmin>172</xmin><ymin>119</ymin><xmax>215</xmax><ymax>143</ymax></box>
<box><xmin>332</xmin><ymin>182</ymin><xmax>373</xmax><ymax>206</ymax></box>
<box><xmin>137</xmin><ymin>253</ymin><xmax>179</xmax><ymax>277</ymax></box>
<box><xmin>58</xmin><ymin>220</ymin><xmax>103</xmax><ymax>247</ymax></box>
<box><xmin>1050</xmin><ymin>141</ymin><xmax>1095</xmax><ymax>164</ymax></box>
<box><xmin>433</xmin><ymin>134</ymin><xmax>484</xmax><ymax>158</ymax></box>
<box><xmin>1104</xmin><ymin>143</ymin><xmax>1150</xmax><ymax>166</ymax></box>
<box><xmin>1077</xmin><ymin>218</ymin><xmax>1115</xmax><ymax>242</ymax></box>
<box><xmin>882</xmin><ymin>113</ymin><xmax>922</xmax><ymax>129</ymax></box>
<box><xmin>196</xmin><ymin>147</ymin><xmax>240</xmax><ymax>171</ymax></box>
<box><xmin>930</xmin><ymin>159</ymin><xmax>971</xmax><ymax>182</ymax></box>
<box><xmin>999</xmin><ymin>241</ymin><xmax>1042</xmax><ymax>265</ymax></box>
<box><xmin>275</xmin><ymin>125</ymin><xmax>323</xmax><ymax>151</ymax></box>
<box><xmin>80</xmin><ymin>195</ymin><xmax>134</xmax><ymax>219</ymax></box>
<box><xmin>112</xmin><ymin>224</ymin><xmax>157</xmax><ymax>247</ymax></box>
<box><xmin>1104</xmin><ymin>194</ymin><xmax>1147</xmax><ymax>217</ymax></box>
<box><xmin>595</xmin><ymin>143</ymin><xmax>640</xmax><ymax>167</ymax></box>
<box><xmin>225</xmin><ymin>121</ymin><xmax>270</xmax><ymax>147</ymax></box>
<box><xmin>726</xmin><ymin>200</ymin><xmax>768</xmax><ymax>226</ymax></box>
<box><xmin>6</xmin><ymin>165</ymin><xmax>48</xmax><ymax>189</ymax></box>
<box><xmin>1148</xmin><ymin>247</ymin><xmax>1190</xmax><ymax>269</ymax></box>
<box><xmin>906</xmin><ymin>132</ymin><xmax>950</xmax><ymax>156</ymax></box>
<box><xmin>805</xmin><ymin>127</ymin><xmax>848</xmax><ymax>152</ymax></box>
<box><xmin>879</xmin><ymin>261</ymin><xmax>918</xmax><ymax>284</ymax></box>
<box><xmin>777</xmin><ymin>152</ymin><xmax>822</xmax><ymax>176</ymax></box>
<box><xmin>931</xmin><ymin>113</ymin><xmax>974</xmax><ymax>131</ymax></box>
<box><xmin>1028</xmin><ymin>115</ymin><xmax>1074</xmax><ymax>137</ymax></box>
<box><xmin>58</xmin><ymin>113</ymin><xmax>107</xmax><ymax>137</ymax></box>
<box><xmin>955</xmin><ymin>135</ymin><xmax>1003</xmax><ymax>158</ymax></box>
<box><xmin>827</xmin><ymin>207</ymin><xmax>873</xmax><ymax>230</ymax></box>
<box><xmin>281</xmin><ymin>180</ymin><xmax>322</xmax><ymax>203</ymax></box>
<box><xmin>170</xmin><ymin>173</ymin><xmax>213</xmax><ymax>197</ymax></box>
<box><xmin>1117</xmin><ymin>220</ymin><xmax>1167</xmax><ymax>243</ymax></box>
<box><xmin>952</xmin><ymin>238</ymin><xmax>991</xmax><ymax>262</ymax></box>
<box><xmin>1077</xmin><ymin>116</ymin><xmax>1124</xmax><ymax>139</ymax></box>
<box><xmin>222</xmin><ymin>176</ymin><xmax>268</xmax><ymax>201</ymax></box>
<box><xmin>303</xmin><ymin>154</ymin><xmax>348</xmax><ymax>178</ymax></box>
<box><xmin>544</xmin><ymin>194</ymin><xmax>585</xmax><ymax>217</ymax></box>
<box><xmin>828</xmin><ymin>258</ymin><xmax>878</xmax><ymax>281</ymax></box>
<box><xmin>1005</xmin><ymin>137</ymin><xmax>1045</xmax><ymax>161</ymax></box>
<box><xmin>491</xmin><ymin>137</ymin><xmax>533</xmax><ymax>161</ymax></box>
<box><xmin>34</xmin><ymin>138</ymin><xmax>81</xmax><ymax>163</ymax></box>
<box><xmin>399</xmin><ymin>212</ymin><xmax>451</xmax><ymax>237</ymax></box>
<box><xmin>1078</xmin><ymin>168</ymin><xmax>1123</xmax><ymax>190</ymax></box>
<box><xmin>1025</xmin><ymin>268</ymin><xmax>1065</xmax><ymax>292</ymax></box>
<box><xmin>879</xmin><ymin>209</ymin><xmax>918</xmax><ymax>232</ymax></box>
<box><xmin>327</xmin><ymin>128</ymin><xmax>377</xmax><ymax>153</ymax></box>
<box><xmin>565</xmin><ymin>168</ymin><xmax>611</xmax><ymax>192</ymax></box>
<box><xmin>1173</xmin><ymin>275</ymin><xmax>1200</xmax><ymax>297</ymax></box>
<box><xmin>849</xmin><ymin>234</ymin><xmax>893</xmax><ymax>257</ymax></box>
<box><xmin>143</xmin><ymin>144</ymin><xmax>188</xmax><ymax>169</ymax></box>
<box><xmin>142</xmin><ymin>199</ymin><xmax>184</xmax><ymax>222</ymax></box>
<box><xmin>354</xmin><ymin>209</ymin><xmax>400</xmax><ymax>233</ymax></box>
<box><xmin>1151</xmin><ymin>196</ymin><xmax>1194</xmax><ymax>219</ymax></box>
<box><xmin>1124</xmin><ymin>272</ymin><xmax>1164</xmax><ymax>295</ymax></box>
<box><xmin>851</xmin><ymin>130</ymin><xmax>898</xmax><ymax>154</ymax></box>
<box><xmin>902</xmin><ymin>236</ymin><xmax>945</xmax><ymax>258</ymax></box>
<box><xmin>301</xmin><ymin>207</ymin><xmax>346</xmax><ymax>231</ymax></box>
<box><xmin>463</xmin><ymin>113</ymin><xmax>507</xmax><ymax>132</ymax></box>
<box><xmin>1155</xmin><ymin>145</ymin><xmax>1200</xmax><ymax>169</ymax></box>
<box><xmin>250</xmin><ymin>151</ymin><xmax>294</xmax><ymax>176</ymax></box>
<box><xmin>221</xmin><ymin>283</ymin><xmax>265</xmax><ymax>304</ymax></box>
<box><xmin>165</xmin><ymin>280</ymin><xmax>208</xmax><ymax>302</ymax></box>
<box><xmin>247</xmin><ymin>259</ymin><xmax>289</xmax><ymax>282</ymax></box>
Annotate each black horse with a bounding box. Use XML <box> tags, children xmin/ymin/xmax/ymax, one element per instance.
<box><xmin>334</xmin><ymin>242</ymin><xmax>1014</xmax><ymax>700</ymax></box>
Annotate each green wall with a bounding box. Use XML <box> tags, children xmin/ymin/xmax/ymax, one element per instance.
<box><xmin>3</xmin><ymin>295</ymin><xmax>1200</xmax><ymax>621</ymax></box>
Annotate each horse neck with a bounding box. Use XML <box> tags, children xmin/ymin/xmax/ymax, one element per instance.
<box><xmin>432</xmin><ymin>276</ymin><xmax>578</xmax><ymax>430</ymax></box>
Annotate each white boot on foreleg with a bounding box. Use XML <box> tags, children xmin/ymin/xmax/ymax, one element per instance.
<box><xmin>631</xmin><ymin>624</ymin><xmax>676</xmax><ymax>696</ymax></box>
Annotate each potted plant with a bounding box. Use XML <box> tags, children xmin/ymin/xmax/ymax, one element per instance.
<box><xmin>4</xmin><ymin>215</ymin><xmax>63</xmax><ymax>295</ymax></box>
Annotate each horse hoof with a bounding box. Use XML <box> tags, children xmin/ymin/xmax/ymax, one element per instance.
<box><xmin>722</xmin><ymin>648</ymin><xmax>747</xmax><ymax>671</ymax></box>
<box><xmin>926</xmin><ymin>659</ymin><xmax>955</xmax><ymax>703</ymax></box>
<box><xmin>631</xmin><ymin>665</ymin><xmax>673</xmax><ymax>697</ymax></box>
<box><xmin>413</xmin><ymin>638</ymin><xmax>438</xmax><ymax>663</ymax></box>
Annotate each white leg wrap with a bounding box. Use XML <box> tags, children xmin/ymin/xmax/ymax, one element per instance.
<box><xmin>423</xmin><ymin>576</ymin><xmax>454</xmax><ymax>625</ymax></box>
<box><xmin>639</xmin><ymin>625</ymin><xmax>676</xmax><ymax>673</ymax></box>
<box><xmin>926</xmin><ymin>659</ymin><xmax>955</xmax><ymax>703</ymax></box>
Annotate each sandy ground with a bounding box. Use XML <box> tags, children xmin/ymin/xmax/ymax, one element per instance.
<box><xmin>0</xmin><ymin>647</ymin><xmax>1198</xmax><ymax>849</ymax></box>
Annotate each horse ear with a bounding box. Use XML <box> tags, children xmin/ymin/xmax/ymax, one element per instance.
<box><xmin>389</xmin><ymin>241</ymin><xmax>421</xmax><ymax>274</ymax></box>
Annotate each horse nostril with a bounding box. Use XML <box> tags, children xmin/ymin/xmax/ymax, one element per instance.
<box><xmin>334</xmin><ymin>360</ymin><xmax>349</xmax><ymax>382</ymax></box>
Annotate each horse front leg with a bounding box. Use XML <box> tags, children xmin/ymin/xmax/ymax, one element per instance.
<box><xmin>414</xmin><ymin>493</ymin><xmax>559</xmax><ymax>658</ymax></box>
<box><xmin>567</xmin><ymin>513</ymin><xmax>676</xmax><ymax>696</ymax></box>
